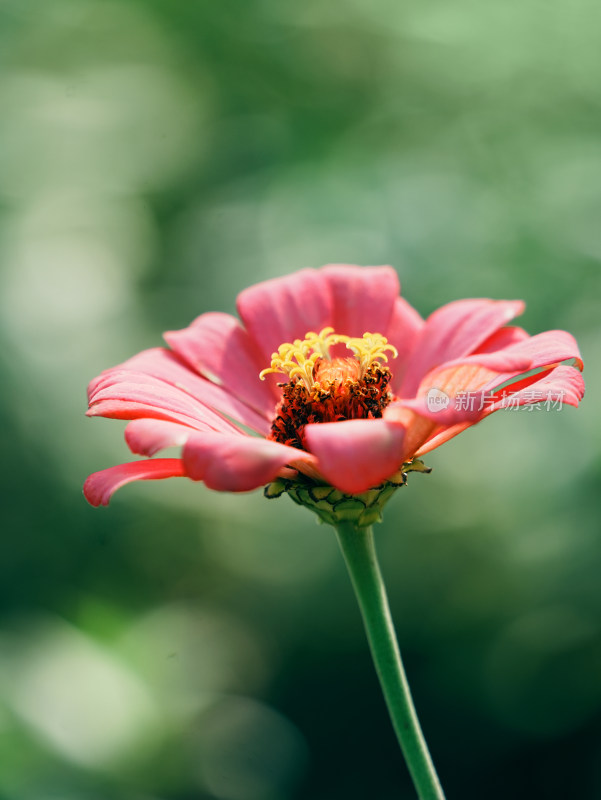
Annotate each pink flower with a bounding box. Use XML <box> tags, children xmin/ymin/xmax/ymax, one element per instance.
<box><xmin>84</xmin><ymin>265</ymin><xmax>584</xmax><ymax>506</ymax></box>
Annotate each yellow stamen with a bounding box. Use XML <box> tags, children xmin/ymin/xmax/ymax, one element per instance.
<box><xmin>259</xmin><ymin>327</ymin><xmax>398</xmax><ymax>389</ymax></box>
<box><xmin>344</xmin><ymin>332</ymin><xmax>398</xmax><ymax>376</ymax></box>
<box><xmin>304</xmin><ymin>327</ymin><xmax>338</xmax><ymax>358</ymax></box>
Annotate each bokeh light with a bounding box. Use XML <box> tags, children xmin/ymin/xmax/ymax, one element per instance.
<box><xmin>1</xmin><ymin>0</ymin><xmax>599</xmax><ymax>798</ymax></box>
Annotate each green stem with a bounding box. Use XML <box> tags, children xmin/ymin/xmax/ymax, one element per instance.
<box><xmin>334</xmin><ymin>522</ymin><xmax>445</xmax><ymax>800</ymax></box>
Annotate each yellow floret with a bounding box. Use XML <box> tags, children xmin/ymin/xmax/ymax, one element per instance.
<box><xmin>259</xmin><ymin>327</ymin><xmax>397</xmax><ymax>388</ymax></box>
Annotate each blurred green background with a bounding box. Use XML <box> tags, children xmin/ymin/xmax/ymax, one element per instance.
<box><xmin>1</xmin><ymin>1</ymin><xmax>600</xmax><ymax>798</ymax></box>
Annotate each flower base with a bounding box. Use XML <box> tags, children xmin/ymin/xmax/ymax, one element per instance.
<box><xmin>264</xmin><ymin>459</ymin><xmax>431</xmax><ymax>528</ymax></box>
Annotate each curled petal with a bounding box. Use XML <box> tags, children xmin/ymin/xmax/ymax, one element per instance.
<box><xmin>84</xmin><ymin>459</ymin><xmax>186</xmax><ymax>507</ymax></box>
<box><xmin>183</xmin><ymin>432</ymin><xmax>317</xmax><ymax>492</ymax></box>
<box><xmin>304</xmin><ymin>419</ymin><xmax>406</xmax><ymax>495</ymax></box>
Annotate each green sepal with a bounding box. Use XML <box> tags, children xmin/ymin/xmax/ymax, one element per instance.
<box><xmin>264</xmin><ymin>480</ymin><xmax>287</xmax><ymax>499</ymax></box>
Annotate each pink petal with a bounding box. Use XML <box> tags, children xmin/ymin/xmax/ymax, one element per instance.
<box><xmin>415</xmin><ymin>365</ymin><xmax>585</xmax><ymax>457</ymax></box>
<box><xmin>416</xmin><ymin>329</ymin><xmax>584</xmax><ymax>422</ymax></box>
<box><xmin>123</xmin><ymin>348</ymin><xmax>272</xmax><ymax>433</ymax></box>
<box><xmin>304</xmin><ymin>418</ymin><xmax>406</xmax><ymax>495</ymax></box>
<box><xmin>481</xmin><ymin>329</ymin><xmax>584</xmax><ymax>375</ymax></box>
<box><xmin>394</xmin><ymin>360</ymin><xmax>527</xmax><ymax>427</ymax></box>
<box><xmin>384</xmin><ymin>359</ymin><xmax>529</xmax><ymax>457</ymax></box>
<box><xmin>486</xmin><ymin>364</ymin><xmax>585</xmax><ymax>412</ymax></box>
<box><xmin>164</xmin><ymin>312</ymin><xmax>279</xmax><ymax>412</ymax></box>
<box><xmin>394</xmin><ymin>327</ymin><xmax>583</xmax><ymax>426</ymax></box>
<box><xmin>381</xmin><ymin>406</ymin><xmax>439</xmax><ymax>464</ymax></box>
<box><xmin>84</xmin><ymin>459</ymin><xmax>185</xmax><ymax>507</ymax></box>
<box><xmin>90</xmin><ymin>348</ymin><xmax>270</xmax><ymax>435</ymax></box>
<box><xmin>413</xmin><ymin>423</ymin><xmax>470</xmax><ymax>457</ymax></box>
<box><xmin>435</xmin><ymin>349</ymin><xmax>534</xmax><ymax>374</ymax></box>
<box><xmin>321</xmin><ymin>264</ymin><xmax>400</xmax><ymax>337</ymax></box>
<box><xmin>385</xmin><ymin>296</ymin><xmax>425</xmax><ymax>392</ymax></box>
<box><xmin>183</xmin><ymin>432</ymin><xmax>317</xmax><ymax>492</ymax></box>
<box><xmin>474</xmin><ymin>326</ymin><xmax>529</xmax><ymax>354</ymax></box>
<box><xmin>88</xmin><ymin>399</ymin><xmax>218</xmax><ymax>429</ymax></box>
<box><xmin>88</xmin><ymin>372</ymin><xmax>240</xmax><ymax>432</ymax></box>
<box><xmin>236</xmin><ymin>269</ymin><xmax>333</xmax><ymax>364</ymax></box>
<box><xmin>400</xmin><ymin>299</ymin><xmax>525</xmax><ymax>397</ymax></box>
<box><xmin>125</xmin><ymin>419</ymin><xmax>195</xmax><ymax>456</ymax></box>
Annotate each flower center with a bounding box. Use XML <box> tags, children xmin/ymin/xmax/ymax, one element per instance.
<box><xmin>260</xmin><ymin>328</ymin><xmax>397</xmax><ymax>450</ymax></box>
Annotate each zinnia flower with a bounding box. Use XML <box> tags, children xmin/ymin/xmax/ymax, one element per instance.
<box><xmin>84</xmin><ymin>265</ymin><xmax>584</xmax><ymax>515</ymax></box>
